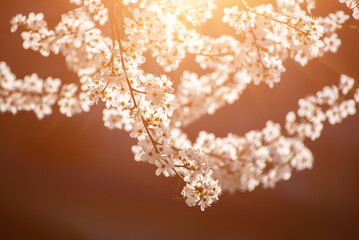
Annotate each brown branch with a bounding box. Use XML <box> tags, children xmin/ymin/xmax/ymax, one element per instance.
<box><xmin>249</xmin><ymin>27</ymin><xmax>267</xmax><ymax>70</ymax></box>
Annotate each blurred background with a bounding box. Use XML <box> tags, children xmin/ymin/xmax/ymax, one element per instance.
<box><xmin>0</xmin><ymin>0</ymin><xmax>359</xmax><ymax>239</ymax></box>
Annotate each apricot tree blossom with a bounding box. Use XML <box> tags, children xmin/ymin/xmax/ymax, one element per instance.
<box><xmin>1</xmin><ymin>0</ymin><xmax>358</xmax><ymax>211</ymax></box>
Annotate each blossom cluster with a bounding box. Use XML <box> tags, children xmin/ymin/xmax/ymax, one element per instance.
<box><xmin>0</xmin><ymin>62</ymin><xmax>60</xmax><ymax>119</ymax></box>
<box><xmin>0</xmin><ymin>62</ymin><xmax>90</xmax><ymax>119</ymax></box>
<box><xmin>339</xmin><ymin>0</ymin><xmax>359</xmax><ymax>19</ymax></box>
<box><xmin>194</xmin><ymin>122</ymin><xmax>313</xmax><ymax>193</ymax></box>
<box><xmin>1</xmin><ymin>0</ymin><xmax>358</xmax><ymax>210</ymax></box>
<box><xmin>286</xmin><ymin>74</ymin><xmax>358</xmax><ymax>140</ymax></box>
<box><xmin>173</xmin><ymin>4</ymin><xmax>350</xmax><ymax>127</ymax></box>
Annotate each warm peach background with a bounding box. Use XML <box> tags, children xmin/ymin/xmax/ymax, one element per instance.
<box><xmin>0</xmin><ymin>0</ymin><xmax>359</xmax><ymax>239</ymax></box>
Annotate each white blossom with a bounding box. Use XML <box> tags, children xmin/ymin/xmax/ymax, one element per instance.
<box><xmin>1</xmin><ymin>0</ymin><xmax>358</xmax><ymax>211</ymax></box>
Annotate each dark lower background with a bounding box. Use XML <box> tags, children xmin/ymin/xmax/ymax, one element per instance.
<box><xmin>0</xmin><ymin>0</ymin><xmax>359</xmax><ymax>239</ymax></box>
